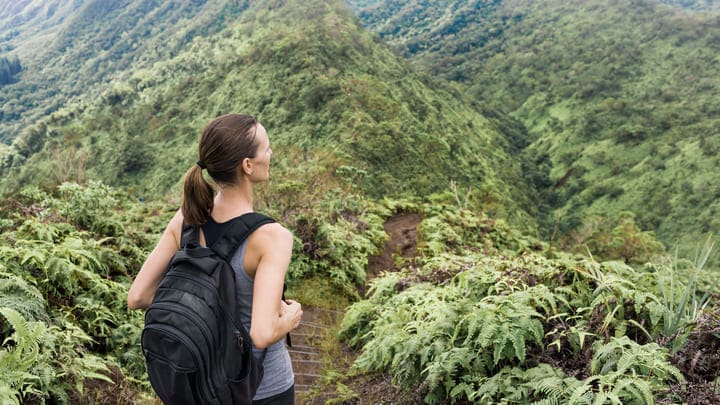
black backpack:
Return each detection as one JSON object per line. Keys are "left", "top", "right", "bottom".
{"left": 141, "top": 213, "right": 275, "bottom": 404}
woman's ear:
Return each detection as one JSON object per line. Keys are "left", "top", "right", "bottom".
{"left": 242, "top": 157, "right": 253, "bottom": 176}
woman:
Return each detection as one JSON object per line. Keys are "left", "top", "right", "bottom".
{"left": 127, "top": 113, "right": 302, "bottom": 404}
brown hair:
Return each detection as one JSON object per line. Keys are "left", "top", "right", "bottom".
{"left": 182, "top": 114, "right": 259, "bottom": 226}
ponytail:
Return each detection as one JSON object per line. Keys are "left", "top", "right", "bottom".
{"left": 182, "top": 163, "right": 214, "bottom": 226}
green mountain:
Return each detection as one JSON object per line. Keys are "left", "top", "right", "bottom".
{"left": 1, "top": 1, "right": 718, "bottom": 403}
{"left": 0, "top": 0, "right": 541, "bottom": 230}
{"left": 0, "top": 0, "right": 252, "bottom": 142}
{"left": 347, "top": 0, "right": 720, "bottom": 263}
{"left": 660, "top": 0, "right": 720, "bottom": 11}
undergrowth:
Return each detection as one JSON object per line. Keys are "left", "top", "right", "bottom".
{"left": 1, "top": 182, "right": 716, "bottom": 403}
{"left": 340, "top": 203, "right": 717, "bottom": 404}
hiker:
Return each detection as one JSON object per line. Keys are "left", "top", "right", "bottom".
{"left": 127, "top": 113, "right": 302, "bottom": 404}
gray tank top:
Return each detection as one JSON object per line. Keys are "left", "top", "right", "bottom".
{"left": 230, "top": 240, "right": 294, "bottom": 400}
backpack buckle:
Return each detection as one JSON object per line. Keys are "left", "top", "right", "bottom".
{"left": 236, "top": 330, "right": 244, "bottom": 349}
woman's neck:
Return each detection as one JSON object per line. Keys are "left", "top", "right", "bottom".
{"left": 212, "top": 181, "right": 254, "bottom": 221}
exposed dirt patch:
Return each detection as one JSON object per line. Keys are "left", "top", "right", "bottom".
{"left": 671, "top": 309, "right": 720, "bottom": 383}
{"left": 660, "top": 306, "right": 720, "bottom": 404}
{"left": 366, "top": 213, "right": 421, "bottom": 280}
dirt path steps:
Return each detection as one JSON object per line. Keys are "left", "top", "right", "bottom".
{"left": 290, "top": 213, "right": 421, "bottom": 404}
{"left": 290, "top": 307, "right": 344, "bottom": 403}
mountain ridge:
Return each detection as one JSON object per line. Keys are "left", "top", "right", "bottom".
{"left": 347, "top": 0, "right": 720, "bottom": 263}
{"left": 0, "top": 0, "right": 541, "bottom": 232}
{"left": 0, "top": 0, "right": 251, "bottom": 141}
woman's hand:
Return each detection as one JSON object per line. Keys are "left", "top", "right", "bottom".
{"left": 280, "top": 299, "right": 303, "bottom": 330}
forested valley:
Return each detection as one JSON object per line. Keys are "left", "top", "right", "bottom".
{"left": 0, "top": 0, "right": 718, "bottom": 403}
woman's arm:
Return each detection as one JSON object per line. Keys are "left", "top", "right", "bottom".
{"left": 249, "top": 223, "right": 302, "bottom": 349}
{"left": 127, "top": 210, "right": 183, "bottom": 310}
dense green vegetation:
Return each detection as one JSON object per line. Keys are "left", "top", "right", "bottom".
{"left": 0, "top": 0, "right": 718, "bottom": 403}
{"left": 0, "top": 182, "right": 165, "bottom": 402}
{"left": 0, "top": 0, "right": 252, "bottom": 141}
{"left": 0, "top": 177, "right": 394, "bottom": 403}
{"left": 2, "top": 183, "right": 717, "bottom": 403}
{"left": 340, "top": 201, "right": 719, "bottom": 403}
{"left": 347, "top": 0, "right": 720, "bottom": 267}
{"left": 0, "top": 55, "right": 21, "bottom": 85}
{"left": 0, "top": 0, "right": 540, "bottom": 231}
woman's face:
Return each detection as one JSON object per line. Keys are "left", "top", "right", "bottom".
{"left": 247, "top": 123, "right": 272, "bottom": 182}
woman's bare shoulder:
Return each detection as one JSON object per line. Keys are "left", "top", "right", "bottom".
{"left": 253, "top": 221, "right": 293, "bottom": 243}
{"left": 246, "top": 221, "right": 293, "bottom": 267}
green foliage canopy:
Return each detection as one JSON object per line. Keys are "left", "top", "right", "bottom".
{"left": 0, "top": 0, "right": 541, "bottom": 233}
{"left": 340, "top": 203, "right": 711, "bottom": 403}
{"left": 348, "top": 0, "right": 720, "bottom": 267}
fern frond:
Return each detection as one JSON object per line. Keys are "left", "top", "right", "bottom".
{"left": 531, "top": 399, "right": 560, "bottom": 405}
{"left": 0, "top": 307, "right": 48, "bottom": 400}
{"left": 613, "top": 377, "right": 653, "bottom": 405}
{"left": 524, "top": 363, "right": 583, "bottom": 402}
{"left": 0, "top": 273, "right": 46, "bottom": 321}
{"left": 568, "top": 376, "right": 597, "bottom": 404}
{"left": 0, "top": 382, "right": 21, "bottom": 405}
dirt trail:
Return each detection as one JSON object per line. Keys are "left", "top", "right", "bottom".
{"left": 291, "top": 213, "right": 421, "bottom": 404}
{"left": 289, "top": 307, "right": 343, "bottom": 398}
{"left": 366, "top": 213, "right": 421, "bottom": 278}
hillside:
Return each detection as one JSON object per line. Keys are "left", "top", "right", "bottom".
{"left": 347, "top": 0, "right": 720, "bottom": 265}
{"left": 333, "top": 202, "right": 720, "bottom": 404}
{"left": 0, "top": 0, "right": 252, "bottom": 142}
{"left": 0, "top": 0, "right": 542, "bottom": 231}
{"left": 661, "top": 0, "right": 720, "bottom": 11}
{"left": 0, "top": 1, "right": 718, "bottom": 403}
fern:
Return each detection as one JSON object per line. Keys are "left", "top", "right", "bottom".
{"left": 448, "top": 363, "right": 583, "bottom": 404}
{"left": 0, "top": 307, "right": 48, "bottom": 403}
{"left": 470, "top": 366, "right": 532, "bottom": 403}
{"left": 72, "top": 295, "right": 121, "bottom": 344}
{"left": 424, "top": 347, "right": 472, "bottom": 397}
{"left": 340, "top": 300, "right": 379, "bottom": 348}
{"left": 0, "top": 182, "right": 157, "bottom": 400}
{"left": 591, "top": 336, "right": 684, "bottom": 384}
{"left": 341, "top": 214, "right": 700, "bottom": 403}
{"left": 0, "top": 272, "right": 46, "bottom": 322}
{"left": 532, "top": 400, "right": 561, "bottom": 405}
{"left": 16, "top": 219, "right": 61, "bottom": 242}
{"left": 458, "top": 286, "right": 548, "bottom": 365}
{"left": 563, "top": 336, "right": 685, "bottom": 404}
{"left": 567, "top": 377, "right": 598, "bottom": 405}
{"left": 525, "top": 363, "right": 584, "bottom": 402}
{"left": 586, "top": 260, "right": 665, "bottom": 338}
{"left": 344, "top": 252, "right": 570, "bottom": 402}
{"left": 363, "top": 270, "right": 407, "bottom": 304}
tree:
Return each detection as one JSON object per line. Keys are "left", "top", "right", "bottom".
{"left": 0, "top": 56, "right": 22, "bottom": 85}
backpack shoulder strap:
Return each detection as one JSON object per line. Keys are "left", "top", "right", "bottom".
{"left": 212, "top": 212, "right": 276, "bottom": 261}
{"left": 180, "top": 223, "right": 201, "bottom": 249}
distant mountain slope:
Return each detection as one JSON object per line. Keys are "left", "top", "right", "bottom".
{"left": 660, "top": 0, "right": 720, "bottom": 12}
{"left": 0, "top": 0, "right": 542, "bottom": 231}
{"left": 0, "top": 0, "right": 251, "bottom": 141}
{"left": 348, "top": 0, "right": 720, "bottom": 262}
